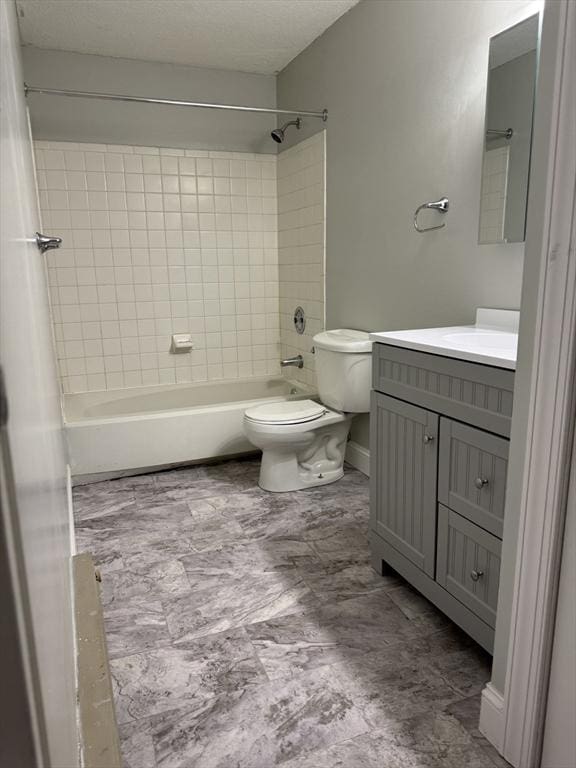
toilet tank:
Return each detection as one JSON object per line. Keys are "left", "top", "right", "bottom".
{"left": 313, "top": 329, "right": 373, "bottom": 413}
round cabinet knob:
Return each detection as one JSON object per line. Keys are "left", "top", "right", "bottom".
{"left": 475, "top": 477, "right": 489, "bottom": 489}
{"left": 423, "top": 434, "right": 434, "bottom": 444}
{"left": 470, "top": 569, "right": 484, "bottom": 582}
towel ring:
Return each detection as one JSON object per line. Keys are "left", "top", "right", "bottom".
{"left": 414, "top": 197, "right": 449, "bottom": 233}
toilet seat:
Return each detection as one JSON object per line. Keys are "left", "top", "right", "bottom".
{"left": 244, "top": 399, "right": 327, "bottom": 425}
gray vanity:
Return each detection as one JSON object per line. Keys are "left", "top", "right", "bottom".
{"left": 369, "top": 314, "right": 517, "bottom": 652}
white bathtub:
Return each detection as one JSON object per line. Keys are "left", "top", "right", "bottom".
{"left": 64, "top": 377, "right": 313, "bottom": 477}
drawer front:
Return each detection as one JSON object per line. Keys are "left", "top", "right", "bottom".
{"left": 439, "top": 419, "right": 509, "bottom": 538}
{"left": 372, "top": 343, "right": 515, "bottom": 438}
{"left": 437, "top": 505, "right": 501, "bottom": 627}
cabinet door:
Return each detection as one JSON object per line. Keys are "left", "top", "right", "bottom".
{"left": 370, "top": 392, "right": 439, "bottom": 576}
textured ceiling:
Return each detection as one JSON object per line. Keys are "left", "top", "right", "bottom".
{"left": 16, "top": 0, "right": 360, "bottom": 75}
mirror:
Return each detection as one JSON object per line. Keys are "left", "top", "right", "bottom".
{"left": 478, "top": 15, "right": 539, "bottom": 244}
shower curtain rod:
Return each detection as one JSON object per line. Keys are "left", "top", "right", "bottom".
{"left": 24, "top": 84, "right": 328, "bottom": 121}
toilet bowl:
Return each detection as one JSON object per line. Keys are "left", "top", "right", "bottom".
{"left": 243, "top": 329, "right": 372, "bottom": 492}
{"left": 244, "top": 399, "right": 352, "bottom": 492}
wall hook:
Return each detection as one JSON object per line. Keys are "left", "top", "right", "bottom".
{"left": 413, "top": 197, "right": 449, "bottom": 233}
{"left": 35, "top": 232, "right": 62, "bottom": 252}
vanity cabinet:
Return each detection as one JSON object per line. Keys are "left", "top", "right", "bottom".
{"left": 370, "top": 343, "right": 515, "bottom": 652}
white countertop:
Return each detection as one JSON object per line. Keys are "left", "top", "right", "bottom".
{"left": 370, "top": 308, "right": 519, "bottom": 370}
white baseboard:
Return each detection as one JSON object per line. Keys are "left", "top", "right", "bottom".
{"left": 480, "top": 683, "right": 505, "bottom": 755}
{"left": 346, "top": 440, "right": 370, "bottom": 476}
{"left": 66, "top": 464, "right": 76, "bottom": 556}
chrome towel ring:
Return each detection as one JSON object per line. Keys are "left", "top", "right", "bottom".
{"left": 414, "top": 197, "right": 449, "bottom": 233}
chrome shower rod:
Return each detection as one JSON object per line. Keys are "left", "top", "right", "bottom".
{"left": 24, "top": 83, "right": 328, "bottom": 121}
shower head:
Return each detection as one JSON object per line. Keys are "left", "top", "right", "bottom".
{"left": 271, "top": 118, "right": 301, "bottom": 143}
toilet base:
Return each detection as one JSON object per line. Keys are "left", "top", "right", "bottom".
{"left": 256, "top": 417, "right": 351, "bottom": 493}
{"left": 258, "top": 461, "right": 344, "bottom": 493}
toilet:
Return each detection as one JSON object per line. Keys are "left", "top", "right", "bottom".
{"left": 243, "top": 329, "right": 372, "bottom": 492}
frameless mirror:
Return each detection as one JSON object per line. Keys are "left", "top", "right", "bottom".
{"left": 478, "top": 14, "right": 539, "bottom": 244}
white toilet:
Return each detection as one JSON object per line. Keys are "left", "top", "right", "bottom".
{"left": 243, "top": 329, "right": 372, "bottom": 492}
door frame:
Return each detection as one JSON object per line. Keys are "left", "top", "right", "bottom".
{"left": 479, "top": 1, "right": 576, "bottom": 765}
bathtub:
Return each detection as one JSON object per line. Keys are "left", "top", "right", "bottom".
{"left": 64, "top": 377, "right": 313, "bottom": 477}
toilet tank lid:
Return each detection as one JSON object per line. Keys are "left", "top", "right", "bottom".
{"left": 313, "top": 329, "right": 372, "bottom": 353}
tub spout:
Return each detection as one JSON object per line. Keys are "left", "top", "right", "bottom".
{"left": 281, "top": 355, "right": 303, "bottom": 369}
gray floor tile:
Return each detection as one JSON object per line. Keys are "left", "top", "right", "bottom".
{"left": 74, "top": 528, "right": 126, "bottom": 573}
{"left": 221, "top": 488, "right": 366, "bottom": 542}
{"left": 75, "top": 499, "right": 193, "bottom": 534}
{"left": 100, "top": 554, "right": 191, "bottom": 609}
{"left": 180, "top": 539, "right": 318, "bottom": 587}
{"left": 282, "top": 711, "right": 498, "bottom": 768}
{"left": 104, "top": 601, "right": 171, "bottom": 660}
{"left": 305, "top": 523, "right": 369, "bottom": 557}
{"left": 182, "top": 497, "right": 247, "bottom": 551}
{"left": 76, "top": 502, "right": 203, "bottom": 562}
{"left": 163, "top": 569, "right": 313, "bottom": 643}
{"left": 136, "top": 458, "right": 262, "bottom": 506}
{"left": 118, "top": 718, "right": 157, "bottom": 768}
{"left": 73, "top": 486, "right": 136, "bottom": 523}
{"left": 330, "top": 649, "right": 464, "bottom": 728}
{"left": 405, "top": 626, "right": 493, "bottom": 698}
{"left": 73, "top": 473, "right": 157, "bottom": 520}
{"left": 149, "top": 665, "right": 371, "bottom": 767}
{"left": 300, "top": 551, "right": 401, "bottom": 602}
{"left": 447, "top": 695, "right": 512, "bottom": 767}
{"left": 245, "top": 591, "right": 435, "bottom": 681}
{"left": 111, "top": 628, "right": 268, "bottom": 724}
{"left": 385, "top": 583, "right": 453, "bottom": 634}
{"left": 388, "top": 583, "right": 444, "bottom": 620}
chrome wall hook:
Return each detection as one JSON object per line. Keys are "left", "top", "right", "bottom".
{"left": 413, "top": 197, "right": 449, "bottom": 233}
{"left": 35, "top": 232, "right": 62, "bottom": 253}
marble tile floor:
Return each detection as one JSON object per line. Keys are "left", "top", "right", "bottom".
{"left": 73, "top": 457, "right": 508, "bottom": 768}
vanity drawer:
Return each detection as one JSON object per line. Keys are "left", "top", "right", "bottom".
{"left": 372, "top": 343, "right": 515, "bottom": 437}
{"left": 436, "top": 505, "right": 501, "bottom": 628}
{"left": 439, "top": 419, "right": 508, "bottom": 538}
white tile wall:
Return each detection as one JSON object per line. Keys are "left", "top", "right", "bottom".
{"left": 479, "top": 145, "right": 509, "bottom": 243}
{"left": 277, "top": 132, "right": 326, "bottom": 388}
{"left": 35, "top": 141, "right": 280, "bottom": 393}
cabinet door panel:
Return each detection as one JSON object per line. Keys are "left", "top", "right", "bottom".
{"left": 370, "top": 392, "right": 438, "bottom": 576}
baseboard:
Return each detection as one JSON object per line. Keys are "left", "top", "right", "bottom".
{"left": 66, "top": 464, "right": 76, "bottom": 555}
{"left": 480, "top": 682, "right": 505, "bottom": 755}
{"left": 346, "top": 440, "right": 370, "bottom": 476}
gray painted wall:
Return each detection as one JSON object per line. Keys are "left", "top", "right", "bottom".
{"left": 486, "top": 50, "right": 537, "bottom": 242}
{"left": 22, "top": 47, "right": 277, "bottom": 153}
{"left": 278, "top": 0, "right": 534, "bottom": 447}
